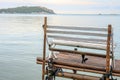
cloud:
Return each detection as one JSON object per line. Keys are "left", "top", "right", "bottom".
{"left": 5, "top": 0, "right": 96, "bottom": 6}
{"left": 41, "top": 0, "right": 96, "bottom": 5}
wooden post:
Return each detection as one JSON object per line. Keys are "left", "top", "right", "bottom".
{"left": 106, "top": 25, "right": 112, "bottom": 80}
{"left": 111, "top": 27, "right": 115, "bottom": 68}
{"left": 42, "top": 17, "right": 47, "bottom": 80}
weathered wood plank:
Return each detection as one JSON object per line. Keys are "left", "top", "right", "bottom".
{"left": 51, "top": 39, "right": 106, "bottom": 50}
{"left": 36, "top": 53, "right": 120, "bottom": 76}
{"left": 49, "top": 48, "right": 111, "bottom": 58}
{"left": 55, "top": 72, "right": 100, "bottom": 80}
{"left": 47, "top": 35, "right": 107, "bottom": 44}
{"left": 47, "top": 30, "right": 107, "bottom": 37}
{"left": 47, "top": 25, "right": 108, "bottom": 31}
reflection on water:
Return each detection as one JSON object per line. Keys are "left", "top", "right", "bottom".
{"left": 0, "top": 14, "right": 120, "bottom": 80}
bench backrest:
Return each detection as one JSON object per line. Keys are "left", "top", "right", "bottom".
{"left": 42, "top": 17, "right": 114, "bottom": 72}
{"left": 47, "top": 25, "right": 108, "bottom": 49}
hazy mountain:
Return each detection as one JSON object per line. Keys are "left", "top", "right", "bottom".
{"left": 0, "top": 6, "right": 55, "bottom": 14}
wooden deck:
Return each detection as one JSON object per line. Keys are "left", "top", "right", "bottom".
{"left": 37, "top": 52, "right": 120, "bottom": 77}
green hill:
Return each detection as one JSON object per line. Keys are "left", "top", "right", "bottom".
{"left": 0, "top": 6, "right": 55, "bottom": 14}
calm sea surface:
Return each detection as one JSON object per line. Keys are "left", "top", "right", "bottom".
{"left": 0, "top": 14, "right": 120, "bottom": 80}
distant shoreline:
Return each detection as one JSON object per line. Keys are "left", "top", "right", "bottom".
{"left": 0, "top": 6, "right": 55, "bottom": 14}
{"left": 0, "top": 13, "right": 119, "bottom": 17}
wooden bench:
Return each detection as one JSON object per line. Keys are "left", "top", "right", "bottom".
{"left": 46, "top": 18, "right": 114, "bottom": 66}
{"left": 37, "top": 17, "right": 119, "bottom": 80}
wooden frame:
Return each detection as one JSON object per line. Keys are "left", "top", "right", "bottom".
{"left": 42, "top": 17, "right": 47, "bottom": 80}
{"left": 106, "top": 25, "right": 112, "bottom": 80}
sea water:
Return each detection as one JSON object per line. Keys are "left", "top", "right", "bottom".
{"left": 0, "top": 14, "right": 120, "bottom": 80}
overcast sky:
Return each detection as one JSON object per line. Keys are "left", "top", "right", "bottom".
{"left": 0, "top": 0, "right": 119, "bottom": 14}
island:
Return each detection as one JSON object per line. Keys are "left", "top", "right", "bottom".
{"left": 0, "top": 6, "right": 55, "bottom": 14}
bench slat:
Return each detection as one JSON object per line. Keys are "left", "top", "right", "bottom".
{"left": 49, "top": 48, "right": 110, "bottom": 58}
{"left": 48, "top": 35, "right": 107, "bottom": 44}
{"left": 47, "top": 30, "right": 107, "bottom": 37}
{"left": 47, "top": 25, "right": 108, "bottom": 31}
{"left": 51, "top": 39, "right": 106, "bottom": 50}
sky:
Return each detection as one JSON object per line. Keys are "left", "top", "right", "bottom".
{"left": 0, "top": 0, "right": 120, "bottom": 14}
